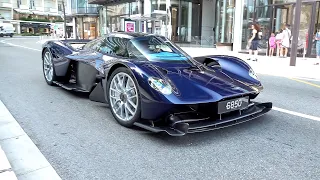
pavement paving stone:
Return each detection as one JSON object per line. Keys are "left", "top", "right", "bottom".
{"left": 0, "top": 146, "right": 12, "bottom": 171}
{"left": 0, "top": 146, "right": 17, "bottom": 180}
{"left": 0, "top": 171, "right": 17, "bottom": 180}
{"left": 17, "top": 166, "right": 61, "bottom": 180}
{"left": 0, "top": 99, "right": 62, "bottom": 180}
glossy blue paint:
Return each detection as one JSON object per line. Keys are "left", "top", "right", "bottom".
{"left": 42, "top": 35, "right": 264, "bottom": 120}
{"left": 209, "top": 55, "right": 261, "bottom": 86}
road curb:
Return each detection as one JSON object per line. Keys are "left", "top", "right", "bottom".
{"left": 0, "top": 100, "right": 62, "bottom": 180}
{"left": 0, "top": 145, "right": 17, "bottom": 180}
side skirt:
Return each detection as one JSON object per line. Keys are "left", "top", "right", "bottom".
{"left": 89, "top": 82, "right": 107, "bottom": 103}
{"left": 53, "top": 81, "right": 89, "bottom": 93}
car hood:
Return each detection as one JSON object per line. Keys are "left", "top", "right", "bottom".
{"left": 140, "top": 62, "right": 260, "bottom": 103}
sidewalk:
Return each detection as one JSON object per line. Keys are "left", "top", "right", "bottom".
{"left": 0, "top": 100, "right": 61, "bottom": 180}
{"left": 0, "top": 146, "right": 17, "bottom": 180}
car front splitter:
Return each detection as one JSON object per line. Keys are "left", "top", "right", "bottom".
{"left": 134, "top": 102, "right": 273, "bottom": 136}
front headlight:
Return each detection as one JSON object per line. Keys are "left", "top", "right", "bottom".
{"left": 148, "top": 77, "right": 172, "bottom": 95}
{"left": 249, "top": 68, "right": 259, "bottom": 80}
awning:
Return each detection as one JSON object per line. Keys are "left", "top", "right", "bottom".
{"left": 31, "top": 10, "right": 48, "bottom": 16}
{"left": 14, "top": 9, "right": 32, "bottom": 14}
{"left": 48, "top": 13, "right": 61, "bottom": 16}
{"left": 88, "top": 0, "right": 135, "bottom": 5}
{"left": 128, "top": 14, "right": 158, "bottom": 21}
{"left": 32, "top": 11, "right": 60, "bottom": 16}
{"left": 20, "top": 22, "right": 51, "bottom": 28}
{"left": 127, "top": 11, "right": 167, "bottom": 21}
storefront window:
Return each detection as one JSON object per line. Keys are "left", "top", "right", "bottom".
{"left": 169, "top": 0, "right": 200, "bottom": 43}
{"left": 77, "top": 17, "right": 98, "bottom": 39}
{"left": 311, "top": 2, "right": 320, "bottom": 55}
{"left": 151, "top": 0, "right": 166, "bottom": 12}
{"left": 130, "top": 2, "right": 140, "bottom": 14}
{"left": 215, "top": 0, "right": 235, "bottom": 43}
{"left": 273, "top": 0, "right": 296, "bottom": 4}
{"left": 180, "top": 1, "right": 192, "bottom": 42}
{"left": 99, "top": 7, "right": 107, "bottom": 35}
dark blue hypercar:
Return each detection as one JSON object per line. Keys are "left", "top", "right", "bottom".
{"left": 42, "top": 32, "right": 272, "bottom": 136}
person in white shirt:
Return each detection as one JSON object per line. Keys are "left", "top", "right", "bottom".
{"left": 281, "top": 24, "right": 291, "bottom": 58}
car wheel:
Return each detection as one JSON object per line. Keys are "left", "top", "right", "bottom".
{"left": 107, "top": 67, "right": 141, "bottom": 127}
{"left": 42, "top": 49, "right": 57, "bottom": 86}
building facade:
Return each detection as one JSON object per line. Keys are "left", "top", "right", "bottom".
{"left": 89, "top": 0, "right": 320, "bottom": 57}
{"left": 0, "top": 0, "right": 66, "bottom": 34}
{"left": 70, "top": 0, "right": 100, "bottom": 39}
{"left": 241, "top": 0, "right": 320, "bottom": 57}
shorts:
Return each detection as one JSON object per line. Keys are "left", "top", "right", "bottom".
{"left": 250, "top": 40, "right": 259, "bottom": 50}
{"left": 270, "top": 44, "right": 276, "bottom": 49}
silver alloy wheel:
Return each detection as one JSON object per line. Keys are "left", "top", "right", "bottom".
{"left": 43, "top": 51, "right": 53, "bottom": 82}
{"left": 109, "top": 72, "right": 138, "bottom": 122}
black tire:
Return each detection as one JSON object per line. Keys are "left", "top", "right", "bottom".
{"left": 106, "top": 67, "right": 141, "bottom": 127}
{"left": 9, "top": 34, "right": 13, "bottom": 38}
{"left": 42, "top": 49, "right": 57, "bottom": 86}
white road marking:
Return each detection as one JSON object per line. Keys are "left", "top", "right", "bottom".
{"left": 273, "top": 106, "right": 320, "bottom": 122}
{"left": 291, "top": 77, "right": 320, "bottom": 82}
{"left": 3, "top": 42, "right": 41, "bottom": 51}
{"left": 0, "top": 39, "right": 41, "bottom": 52}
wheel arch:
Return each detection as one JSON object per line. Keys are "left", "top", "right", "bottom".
{"left": 42, "top": 46, "right": 50, "bottom": 60}
{"left": 106, "top": 63, "right": 128, "bottom": 81}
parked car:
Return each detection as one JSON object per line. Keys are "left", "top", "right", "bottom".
{"left": 0, "top": 23, "right": 15, "bottom": 37}
{"left": 41, "top": 32, "right": 272, "bottom": 136}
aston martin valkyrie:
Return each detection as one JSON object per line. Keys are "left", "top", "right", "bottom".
{"left": 41, "top": 32, "right": 272, "bottom": 136}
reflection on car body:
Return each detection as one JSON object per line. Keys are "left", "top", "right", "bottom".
{"left": 41, "top": 32, "right": 272, "bottom": 136}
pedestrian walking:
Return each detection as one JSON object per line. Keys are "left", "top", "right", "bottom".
{"left": 281, "top": 24, "right": 291, "bottom": 58}
{"left": 314, "top": 29, "right": 320, "bottom": 65}
{"left": 269, "top": 33, "right": 276, "bottom": 57}
{"left": 247, "top": 23, "right": 262, "bottom": 61}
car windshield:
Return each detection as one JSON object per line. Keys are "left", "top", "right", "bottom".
{"left": 127, "top": 36, "right": 190, "bottom": 62}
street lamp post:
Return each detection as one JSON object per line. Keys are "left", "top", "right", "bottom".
{"left": 62, "top": 0, "right": 67, "bottom": 40}
{"left": 290, "top": 0, "right": 302, "bottom": 66}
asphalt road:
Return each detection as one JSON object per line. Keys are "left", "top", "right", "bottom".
{"left": 1, "top": 37, "right": 320, "bottom": 180}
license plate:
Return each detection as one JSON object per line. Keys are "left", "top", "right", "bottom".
{"left": 217, "top": 97, "right": 249, "bottom": 114}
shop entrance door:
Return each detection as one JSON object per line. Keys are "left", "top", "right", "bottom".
{"left": 271, "top": 5, "right": 292, "bottom": 33}
{"left": 109, "top": 15, "right": 127, "bottom": 32}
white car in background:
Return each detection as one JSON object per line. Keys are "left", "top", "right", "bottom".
{"left": 0, "top": 23, "right": 15, "bottom": 37}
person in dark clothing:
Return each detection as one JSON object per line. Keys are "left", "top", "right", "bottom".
{"left": 248, "top": 23, "right": 262, "bottom": 61}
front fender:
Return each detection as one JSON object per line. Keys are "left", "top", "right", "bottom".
{"left": 42, "top": 41, "right": 73, "bottom": 76}
{"left": 103, "top": 61, "right": 174, "bottom": 120}
{"left": 205, "top": 55, "right": 261, "bottom": 86}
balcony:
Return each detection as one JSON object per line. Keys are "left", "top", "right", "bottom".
{"left": 0, "top": 2, "right": 13, "bottom": 8}
{"left": 19, "top": 5, "right": 29, "bottom": 9}
{"left": 35, "top": 7, "right": 43, "bottom": 11}
{"left": 72, "top": 7, "right": 98, "bottom": 15}
{"left": 50, "top": 8, "right": 58, "bottom": 13}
